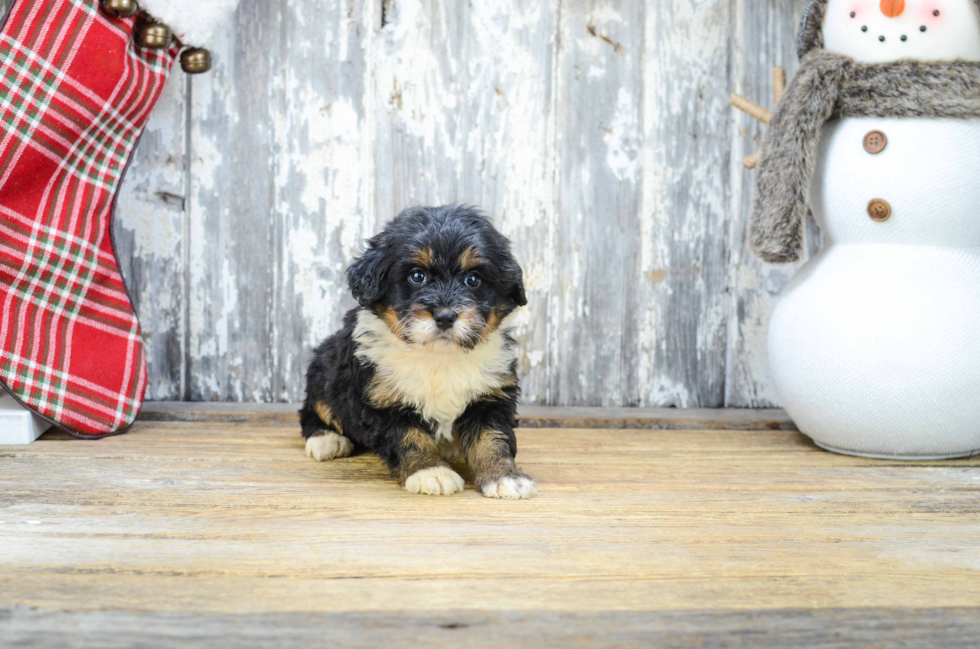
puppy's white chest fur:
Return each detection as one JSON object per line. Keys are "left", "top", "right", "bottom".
{"left": 353, "top": 309, "right": 517, "bottom": 442}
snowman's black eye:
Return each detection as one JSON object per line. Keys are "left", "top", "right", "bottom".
{"left": 862, "top": 25, "right": 869, "bottom": 32}
{"left": 850, "top": 11, "right": 856, "bottom": 17}
{"left": 901, "top": 35, "right": 907, "bottom": 41}
{"left": 921, "top": 25, "right": 927, "bottom": 32}
{"left": 934, "top": 9, "right": 941, "bottom": 16}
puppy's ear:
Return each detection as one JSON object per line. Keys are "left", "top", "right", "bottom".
{"left": 504, "top": 262, "right": 528, "bottom": 307}
{"left": 347, "top": 237, "right": 392, "bottom": 307}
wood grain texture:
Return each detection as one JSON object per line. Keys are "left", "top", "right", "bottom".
{"left": 1, "top": 416, "right": 979, "bottom": 645}
{"left": 640, "top": 0, "right": 732, "bottom": 407}
{"left": 101, "top": 0, "right": 817, "bottom": 406}
{"left": 4, "top": 608, "right": 980, "bottom": 649}
{"left": 550, "top": 0, "right": 643, "bottom": 406}
{"left": 135, "top": 400, "right": 799, "bottom": 430}
{"left": 184, "top": 0, "right": 375, "bottom": 401}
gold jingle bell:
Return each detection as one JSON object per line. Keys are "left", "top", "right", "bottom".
{"left": 101, "top": 0, "right": 138, "bottom": 18}
{"left": 137, "top": 23, "right": 172, "bottom": 49}
{"left": 180, "top": 48, "right": 212, "bottom": 74}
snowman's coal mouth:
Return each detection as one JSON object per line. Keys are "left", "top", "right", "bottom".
{"left": 861, "top": 27, "right": 919, "bottom": 43}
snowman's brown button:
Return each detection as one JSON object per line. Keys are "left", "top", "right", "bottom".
{"left": 863, "top": 130, "right": 887, "bottom": 154}
{"left": 868, "top": 199, "right": 892, "bottom": 222}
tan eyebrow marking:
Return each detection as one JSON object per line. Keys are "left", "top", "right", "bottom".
{"left": 459, "top": 247, "right": 484, "bottom": 270}
{"left": 411, "top": 247, "right": 435, "bottom": 268}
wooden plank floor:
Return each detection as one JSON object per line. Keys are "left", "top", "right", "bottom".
{"left": 2, "top": 409, "right": 979, "bottom": 647}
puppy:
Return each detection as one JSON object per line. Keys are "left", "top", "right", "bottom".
{"left": 300, "top": 205, "right": 537, "bottom": 499}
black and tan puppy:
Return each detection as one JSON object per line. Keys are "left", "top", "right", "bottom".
{"left": 300, "top": 205, "right": 537, "bottom": 499}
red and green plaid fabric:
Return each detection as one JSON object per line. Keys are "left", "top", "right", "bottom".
{"left": 0, "top": 0, "right": 178, "bottom": 436}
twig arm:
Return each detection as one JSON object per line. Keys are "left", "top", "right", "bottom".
{"left": 730, "top": 93, "right": 772, "bottom": 125}
{"left": 731, "top": 67, "right": 785, "bottom": 171}
{"left": 773, "top": 66, "right": 787, "bottom": 104}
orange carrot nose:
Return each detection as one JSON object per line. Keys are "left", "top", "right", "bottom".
{"left": 880, "top": 0, "right": 905, "bottom": 17}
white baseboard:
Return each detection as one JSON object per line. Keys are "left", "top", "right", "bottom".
{"left": 0, "top": 391, "right": 53, "bottom": 445}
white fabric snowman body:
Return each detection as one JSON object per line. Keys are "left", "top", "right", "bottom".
{"left": 767, "top": 0, "right": 980, "bottom": 458}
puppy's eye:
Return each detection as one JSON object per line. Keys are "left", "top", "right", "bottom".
{"left": 464, "top": 273, "right": 481, "bottom": 288}
{"left": 409, "top": 270, "right": 427, "bottom": 284}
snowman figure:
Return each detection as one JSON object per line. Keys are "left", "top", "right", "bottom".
{"left": 750, "top": 0, "right": 980, "bottom": 458}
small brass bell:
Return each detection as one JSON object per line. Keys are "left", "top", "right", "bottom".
{"left": 101, "top": 0, "right": 138, "bottom": 18}
{"left": 180, "top": 48, "right": 212, "bottom": 74}
{"left": 137, "top": 23, "right": 172, "bottom": 49}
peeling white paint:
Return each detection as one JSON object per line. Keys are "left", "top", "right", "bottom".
{"left": 284, "top": 223, "right": 331, "bottom": 343}
{"left": 603, "top": 87, "right": 639, "bottom": 182}
{"left": 116, "top": 77, "right": 187, "bottom": 260}
{"left": 648, "top": 377, "right": 693, "bottom": 409}
{"left": 524, "top": 350, "right": 545, "bottom": 368}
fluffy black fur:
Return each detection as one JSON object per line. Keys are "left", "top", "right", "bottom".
{"left": 299, "top": 205, "right": 536, "bottom": 498}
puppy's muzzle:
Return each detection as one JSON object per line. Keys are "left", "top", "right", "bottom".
{"left": 433, "top": 309, "right": 458, "bottom": 331}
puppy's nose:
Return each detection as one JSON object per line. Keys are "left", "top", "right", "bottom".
{"left": 433, "top": 309, "right": 458, "bottom": 331}
{"left": 879, "top": 0, "right": 905, "bottom": 17}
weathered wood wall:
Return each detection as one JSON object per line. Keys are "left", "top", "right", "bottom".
{"left": 108, "top": 0, "right": 817, "bottom": 407}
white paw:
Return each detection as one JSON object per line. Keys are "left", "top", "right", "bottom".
{"left": 305, "top": 433, "right": 354, "bottom": 462}
{"left": 404, "top": 466, "right": 465, "bottom": 496}
{"left": 481, "top": 475, "right": 538, "bottom": 500}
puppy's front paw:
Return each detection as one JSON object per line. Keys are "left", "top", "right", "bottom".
{"left": 305, "top": 432, "right": 354, "bottom": 462}
{"left": 480, "top": 474, "right": 538, "bottom": 500}
{"left": 404, "top": 466, "right": 465, "bottom": 496}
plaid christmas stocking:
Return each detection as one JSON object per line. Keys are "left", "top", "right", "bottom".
{"left": 0, "top": 0, "right": 179, "bottom": 437}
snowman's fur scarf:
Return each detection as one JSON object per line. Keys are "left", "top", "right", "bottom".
{"left": 753, "top": 7, "right": 980, "bottom": 263}
{"left": 141, "top": 0, "right": 240, "bottom": 46}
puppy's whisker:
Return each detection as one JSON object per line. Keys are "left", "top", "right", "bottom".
{"left": 393, "top": 314, "right": 411, "bottom": 332}
{"left": 389, "top": 312, "right": 416, "bottom": 339}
